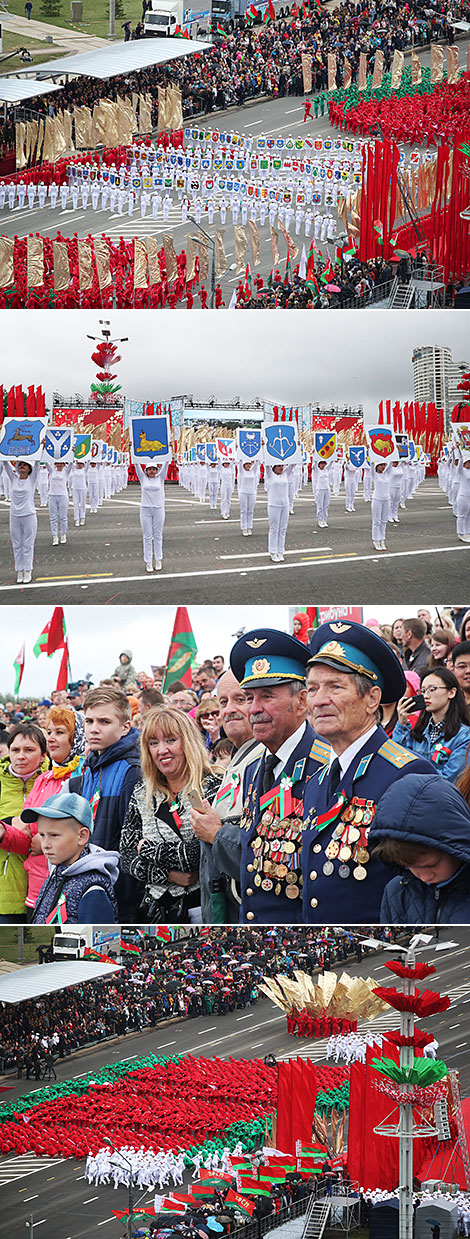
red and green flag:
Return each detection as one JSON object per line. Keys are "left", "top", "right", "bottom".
{"left": 237, "top": 1176, "right": 271, "bottom": 1196}
{"left": 319, "top": 254, "right": 335, "bottom": 284}
{"left": 161, "top": 606, "right": 197, "bottom": 691}
{"left": 224, "top": 1190, "right": 256, "bottom": 1216}
{"left": 154, "top": 927, "right": 172, "bottom": 942}
{"left": 373, "top": 218, "right": 383, "bottom": 245}
{"left": 120, "top": 938, "right": 140, "bottom": 954}
{"left": 83, "top": 947, "right": 118, "bottom": 964}
{"left": 13, "top": 642, "right": 25, "bottom": 694}
{"left": 33, "top": 619, "right": 52, "bottom": 658}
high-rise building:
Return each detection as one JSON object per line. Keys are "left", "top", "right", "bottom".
{"left": 412, "top": 346, "right": 470, "bottom": 431}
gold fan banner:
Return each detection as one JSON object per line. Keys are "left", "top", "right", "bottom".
{"left": 259, "top": 970, "right": 388, "bottom": 1020}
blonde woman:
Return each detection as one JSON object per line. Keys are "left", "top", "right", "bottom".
{"left": 120, "top": 706, "right": 222, "bottom": 923}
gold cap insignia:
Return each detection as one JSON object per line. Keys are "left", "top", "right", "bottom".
{"left": 252, "top": 658, "right": 271, "bottom": 675}
{"left": 330, "top": 623, "right": 351, "bottom": 634}
{"left": 320, "top": 641, "right": 346, "bottom": 657}
{"left": 246, "top": 638, "right": 267, "bottom": 649}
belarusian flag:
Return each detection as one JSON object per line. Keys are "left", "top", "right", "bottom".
{"left": 33, "top": 619, "right": 52, "bottom": 658}
{"left": 192, "top": 1183, "right": 219, "bottom": 1197}
{"left": 319, "top": 254, "right": 335, "bottom": 284}
{"left": 217, "top": 20, "right": 226, "bottom": 32}
{"left": 161, "top": 607, "right": 197, "bottom": 691}
{"left": 284, "top": 252, "right": 292, "bottom": 286}
{"left": 224, "top": 1190, "right": 255, "bottom": 1216}
{"left": 245, "top": 263, "right": 252, "bottom": 297}
{"left": 298, "top": 245, "right": 307, "bottom": 280}
{"left": 237, "top": 1177, "right": 271, "bottom": 1196}
{"left": 336, "top": 241, "right": 356, "bottom": 261}
{"left": 160, "top": 1199, "right": 187, "bottom": 1213}
{"left": 248, "top": 3, "right": 259, "bottom": 14}
{"left": 83, "top": 947, "right": 118, "bottom": 965}
{"left": 55, "top": 637, "right": 70, "bottom": 693}
{"left": 120, "top": 938, "right": 140, "bottom": 954}
{"left": 154, "top": 927, "right": 172, "bottom": 942}
{"left": 46, "top": 606, "right": 67, "bottom": 655}
{"left": 13, "top": 642, "right": 25, "bottom": 694}
{"left": 296, "top": 1143, "right": 328, "bottom": 1158}
{"left": 373, "top": 219, "right": 383, "bottom": 245}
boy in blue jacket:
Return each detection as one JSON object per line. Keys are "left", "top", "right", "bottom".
{"left": 68, "top": 687, "right": 143, "bottom": 921}
{"left": 24, "top": 792, "right": 119, "bottom": 923}
{"left": 369, "top": 772, "right": 470, "bottom": 924}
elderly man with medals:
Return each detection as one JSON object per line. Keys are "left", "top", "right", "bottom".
{"left": 230, "top": 628, "right": 330, "bottom": 924}
{"left": 301, "top": 621, "right": 436, "bottom": 923}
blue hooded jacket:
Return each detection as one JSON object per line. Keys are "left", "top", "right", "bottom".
{"left": 369, "top": 772, "right": 470, "bottom": 924}
{"left": 69, "top": 727, "right": 142, "bottom": 921}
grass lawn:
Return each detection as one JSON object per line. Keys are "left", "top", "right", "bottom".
{"left": 0, "top": 27, "right": 63, "bottom": 67}
{"left": 0, "top": 926, "right": 53, "bottom": 964}
{"left": 2, "top": 0, "right": 145, "bottom": 39}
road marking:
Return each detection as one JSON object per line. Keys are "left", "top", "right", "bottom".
{"left": 23, "top": 1196, "right": 39, "bottom": 1202}
{"left": 251, "top": 1042, "right": 265, "bottom": 1048}
{"left": 236, "top": 1014, "right": 254, "bottom": 1021}
{"left": 198, "top": 1027, "right": 217, "bottom": 1033}
{"left": 83, "top": 1196, "right": 100, "bottom": 1203}
{"left": 449, "top": 1024, "right": 461, "bottom": 1029}
{"left": 97, "top": 1218, "right": 115, "bottom": 1226}
{"left": 220, "top": 545, "right": 331, "bottom": 560}
{"left": 158, "top": 1041, "right": 177, "bottom": 1048}
{"left": 3, "top": 541, "right": 469, "bottom": 595}
{"left": 456, "top": 1043, "right": 467, "bottom": 1048}
{"left": 36, "top": 573, "right": 115, "bottom": 581}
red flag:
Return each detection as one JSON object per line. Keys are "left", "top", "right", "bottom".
{"left": 46, "top": 607, "right": 67, "bottom": 656}
{"left": 56, "top": 640, "right": 69, "bottom": 693}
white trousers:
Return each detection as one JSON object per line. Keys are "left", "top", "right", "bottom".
{"left": 268, "top": 503, "right": 289, "bottom": 555}
{"left": 38, "top": 478, "right": 49, "bottom": 506}
{"left": 208, "top": 480, "right": 219, "bottom": 509}
{"left": 389, "top": 486, "right": 402, "bottom": 521}
{"left": 371, "top": 497, "right": 389, "bottom": 543}
{"left": 49, "top": 494, "right": 68, "bottom": 536}
{"left": 10, "top": 512, "right": 37, "bottom": 571}
{"left": 345, "top": 480, "right": 356, "bottom": 510}
{"left": 140, "top": 505, "right": 165, "bottom": 561}
{"left": 73, "top": 490, "right": 87, "bottom": 522}
{"left": 316, "top": 490, "right": 330, "bottom": 523}
{"left": 456, "top": 493, "right": 470, "bottom": 537}
{"left": 363, "top": 475, "right": 373, "bottom": 501}
{"left": 239, "top": 492, "right": 256, "bottom": 531}
{"left": 220, "top": 485, "right": 233, "bottom": 518}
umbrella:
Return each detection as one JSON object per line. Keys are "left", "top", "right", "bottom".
{"left": 326, "top": 283, "right": 341, "bottom": 292}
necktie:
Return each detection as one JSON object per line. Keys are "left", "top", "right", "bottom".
{"left": 263, "top": 752, "right": 279, "bottom": 793}
{"left": 327, "top": 757, "right": 342, "bottom": 802}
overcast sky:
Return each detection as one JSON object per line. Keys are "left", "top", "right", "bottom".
{"left": 2, "top": 311, "right": 469, "bottom": 415}
{"left": 1, "top": 603, "right": 446, "bottom": 697}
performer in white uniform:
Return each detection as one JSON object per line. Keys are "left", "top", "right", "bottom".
{"left": 135, "top": 460, "right": 169, "bottom": 571}
{"left": 237, "top": 460, "right": 259, "bottom": 535}
{"left": 312, "top": 459, "right": 333, "bottom": 528}
{"left": 371, "top": 461, "right": 392, "bottom": 550}
{"left": 45, "top": 459, "right": 72, "bottom": 545}
{"left": 265, "top": 462, "right": 294, "bottom": 561}
{"left": 87, "top": 461, "right": 100, "bottom": 513}
{"left": 4, "top": 459, "right": 39, "bottom": 584}
{"left": 71, "top": 462, "right": 89, "bottom": 525}
{"left": 219, "top": 460, "right": 236, "bottom": 519}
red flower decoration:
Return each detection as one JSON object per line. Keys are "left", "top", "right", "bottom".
{"left": 384, "top": 961, "right": 436, "bottom": 980}
{"left": 372, "top": 986, "right": 451, "bottom": 1017}
{"left": 384, "top": 1030, "right": 435, "bottom": 1049}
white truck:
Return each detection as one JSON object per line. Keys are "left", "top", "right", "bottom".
{"left": 143, "top": 0, "right": 210, "bottom": 37}
{"left": 53, "top": 925, "right": 121, "bottom": 961}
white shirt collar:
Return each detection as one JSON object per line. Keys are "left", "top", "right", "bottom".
{"left": 329, "top": 724, "right": 378, "bottom": 777}
{"left": 271, "top": 721, "right": 308, "bottom": 778}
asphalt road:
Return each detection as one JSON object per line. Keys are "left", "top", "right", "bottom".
{"left": 1, "top": 926, "right": 470, "bottom": 1239}
{"left": 1, "top": 39, "right": 469, "bottom": 304}
{"left": 0, "top": 478, "right": 468, "bottom": 604}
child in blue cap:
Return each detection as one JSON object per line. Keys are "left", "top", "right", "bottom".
{"left": 22, "top": 792, "right": 119, "bottom": 924}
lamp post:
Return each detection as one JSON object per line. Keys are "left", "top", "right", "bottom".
{"left": 187, "top": 216, "right": 216, "bottom": 308}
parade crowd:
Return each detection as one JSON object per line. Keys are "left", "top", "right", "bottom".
{"left": 3, "top": 439, "right": 469, "bottom": 584}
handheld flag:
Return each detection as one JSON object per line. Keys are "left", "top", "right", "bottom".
{"left": 13, "top": 643, "right": 25, "bottom": 694}
{"left": 161, "top": 607, "right": 197, "bottom": 692}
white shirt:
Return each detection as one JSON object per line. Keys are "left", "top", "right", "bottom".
{"left": 270, "top": 720, "right": 308, "bottom": 782}
{"left": 329, "top": 723, "right": 378, "bottom": 778}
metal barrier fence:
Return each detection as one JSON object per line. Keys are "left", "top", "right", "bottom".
{"left": 229, "top": 1193, "right": 311, "bottom": 1239}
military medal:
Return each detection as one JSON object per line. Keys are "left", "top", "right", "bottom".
{"left": 262, "top": 878, "right": 273, "bottom": 892}
{"left": 353, "top": 865, "right": 367, "bottom": 881}
{"left": 338, "top": 863, "right": 350, "bottom": 878}
{"left": 323, "top": 861, "right": 334, "bottom": 876}
{"left": 325, "top": 840, "right": 340, "bottom": 859}
{"left": 286, "top": 885, "right": 300, "bottom": 899}
{"left": 339, "top": 845, "right": 352, "bottom": 862}
{"left": 355, "top": 847, "right": 370, "bottom": 864}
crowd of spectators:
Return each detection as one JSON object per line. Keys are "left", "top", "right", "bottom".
{"left": 1, "top": 0, "right": 468, "bottom": 162}
{"left": 0, "top": 924, "right": 401, "bottom": 1076}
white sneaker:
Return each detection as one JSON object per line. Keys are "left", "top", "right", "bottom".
{"left": 75, "top": 520, "right": 80, "bottom": 526}
{"left": 16, "top": 570, "right": 24, "bottom": 584}
{"left": 381, "top": 543, "right": 387, "bottom": 551}
{"left": 80, "top": 519, "right": 85, "bottom": 525}
{"left": 154, "top": 560, "right": 162, "bottom": 571}
{"left": 270, "top": 553, "right": 278, "bottom": 562}
{"left": 373, "top": 542, "right": 381, "bottom": 551}
{"left": 278, "top": 554, "right": 285, "bottom": 561}
{"left": 23, "top": 571, "right": 32, "bottom": 584}
{"left": 247, "top": 529, "right": 252, "bottom": 536}
{"left": 242, "top": 529, "right": 248, "bottom": 536}
{"left": 52, "top": 536, "right": 59, "bottom": 546}
{"left": 60, "top": 534, "right": 67, "bottom": 544}
{"left": 145, "top": 562, "right": 153, "bottom": 573}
